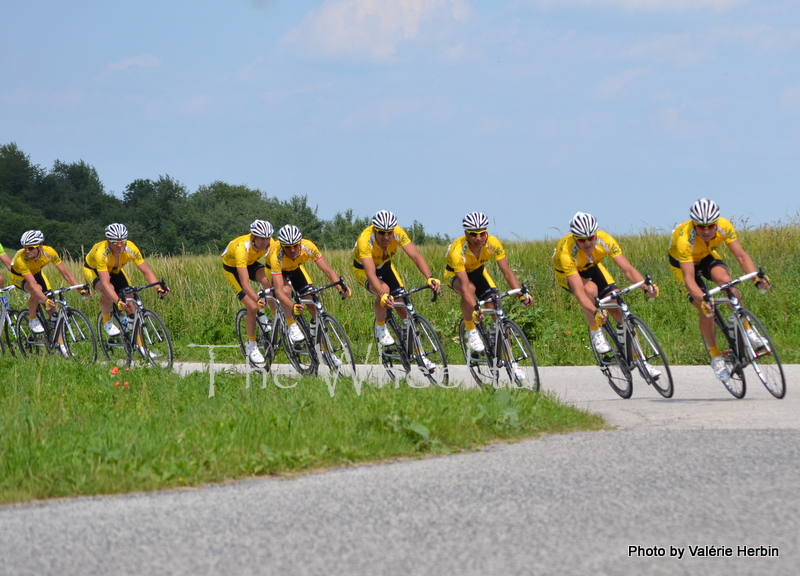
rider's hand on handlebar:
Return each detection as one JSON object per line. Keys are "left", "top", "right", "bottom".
{"left": 426, "top": 277, "right": 440, "bottom": 294}
{"left": 45, "top": 298, "right": 55, "bottom": 310}
{"left": 755, "top": 275, "right": 771, "bottom": 293}
{"left": 519, "top": 293, "right": 533, "bottom": 306}
{"left": 645, "top": 284, "right": 659, "bottom": 299}
{"left": 157, "top": 287, "right": 170, "bottom": 299}
{"left": 594, "top": 309, "right": 607, "bottom": 326}
{"left": 380, "top": 293, "right": 394, "bottom": 308}
{"left": 339, "top": 286, "right": 351, "bottom": 299}
{"left": 471, "top": 309, "right": 483, "bottom": 324}
{"left": 701, "top": 299, "right": 715, "bottom": 317}
{"left": 292, "top": 303, "right": 304, "bottom": 316}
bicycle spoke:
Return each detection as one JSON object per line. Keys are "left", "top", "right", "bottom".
{"left": 498, "top": 320, "right": 540, "bottom": 391}
{"left": 739, "top": 308, "right": 785, "bottom": 399}
{"left": 713, "top": 316, "right": 746, "bottom": 399}
{"left": 140, "top": 310, "right": 174, "bottom": 370}
{"left": 458, "top": 321, "right": 496, "bottom": 388}
{"left": 628, "top": 316, "right": 673, "bottom": 398}
{"left": 409, "top": 315, "right": 451, "bottom": 388}
{"left": 317, "top": 314, "right": 357, "bottom": 379}
{"left": 62, "top": 309, "right": 97, "bottom": 364}
{"left": 590, "top": 324, "right": 632, "bottom": 398}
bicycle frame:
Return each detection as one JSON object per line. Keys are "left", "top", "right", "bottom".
{"left": 18, "top": 283, "right": 94, "bottom": 360}
{"left": 705, "top": 270, "right": 760, "bottom": 363}
{"left": 0, "top": 285, "right": 20, "bottom": 355}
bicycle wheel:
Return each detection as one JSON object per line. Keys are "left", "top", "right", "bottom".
{"left": 235, "top": 308, "right": 274, "bottom": 369}
{"left": 317, "top": 313, "right": 357, "bottom": 379}
{"left": 281, "top": 318, "right": 317, "bottom": 375}
{"left": 712, "top": 317, "right": 746, "bottom": 399}
{"left": 61, "top": 309, "right": 97, "bottom": 363}
{"left": 139, "top": 310, "right": 174, "bottom": 370}
{"left": 590, "top": 324, "right": 633, "bottom": 399}
{"left": 16, "top": 309, "right": 49, "bottom": 359}
{"left": 377, "top": 318, "right": 411, "bottom": 383}
{"left": 627, "top": 316, "right": 673, "bottom": 398}
{"left": 458, "top": 320, "right": 496, "bottom": 388}
{"left": 1, "top": 309, "right": 21, "bottom": 357}
{"left": 738, "top": 308, "right": 785, "bottom": 399}
{"left": 409, "top": 315, "right": 451, "bottom": 388}
{"left": 96, "top": 312, "right": 132, "bottom": 366}
{"left": 496, "top": 319, "right": 540, "bottom": 391}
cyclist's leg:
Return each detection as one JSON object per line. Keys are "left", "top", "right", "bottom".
{"left": 224, "top": 264, "right": 260, "bottom": 340}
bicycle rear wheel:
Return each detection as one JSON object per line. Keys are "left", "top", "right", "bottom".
{"left": 377, "top": 318, "right": 411, "bottom": 384}
{"left": 140, "top": 310, "right": 174, "bottom": 370}
{"left": 628, "top": 316, "right": 673, "bottom": 398}
{"left": 61, "top": 309, "right": 97, "bottom": 364}
{"left": 590, "top": 324, "right": 633, "bottom": 399}
{"left": 317, "top": 313, "right": 357, "bottom": 379}
{"left": 282, "top": 318, "right": 317, "bottom": 375}
{"left": 409, "top": 315, "right": 451, "bottom": 388}
{"left": 235, "top": 309, "right": 274, "bottom": 369}
{"left": 739, "top": 308, "right": 784, "bottom": 399}
{"left": 498, "top": 319, "right": 540, "bottom": 391}
{"left": 712, "top": 317, "right": 746, "bottom": 399}
{"left": 458, "top": 321, "right": 495, "bottom": 388}
{"left": 96, "top": 313, "right": 132, "bottom": 367}
{"left": 1, "top": 309, "right": 21, "bottom": 357}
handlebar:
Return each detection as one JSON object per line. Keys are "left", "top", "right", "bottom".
{"left": 0, "top": 285, "right": 16, "bottom": 294}
{"left": 597, "top": 274, "right": 657, "bottom": 306}
{"left": 391, "top": 283, "right": 439, "bottom": 304}
{"left": 294, "top": 276, "right": 349, "bottom": 302}
{"left": 706, "top": 269, "right": 764, "bottom": 298}
{"left": 45, "top": 284, "right": 90, "bottom": 298}
{"left": 474, "top": 284, "right": 530, "bottom": 309}
{"left": 118, "top": 279, "right": 169, "bottom": 299}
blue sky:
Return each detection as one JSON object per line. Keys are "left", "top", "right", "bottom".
{"left": 2, "top": 0, "right": 799, "bottom": 241}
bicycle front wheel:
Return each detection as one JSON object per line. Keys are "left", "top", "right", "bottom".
{"left": 377, "top": 318, "right": 411, "bottom": 383}
{"left": 628, "top": 316, "right": 673, "bottom": 398}
{"left": 590, "top": 324, "right": 632, "bottom": 399}
{"left": 236, "top": 309, "right": 274, "bottom": 369}
{"left": 281, "top": 319, "right": 317, "bottom": 376}
{"left": 409, "top": 315, "right": 451, "bottom": 388}
{"left": 739, "top": 308, "right": 785, "bottom": 399}
{"left": 317, "top": 314, "right": 357, "bottom": 379}
{"left": 1, "top": 309, "right": 21, "bottom": 357}
{"left": 497, "top": 319, "right": 540, "bottom": 391}
{"left": 16, "top": 309, "right": 48, "bottom": 359}
{"left": 458, "top": 320, "right": 495, "bottom": 388}
{"left": 61, "top": 309, "right": 97, "bottom": 364}
{"left": 712, "top": 317, "right": 746, "bottom": 399}
{"left": 97, "top": 313, "right": 132, "bottom": 367}
{"left": 140, "top": 310, "right": 174, "bottom": 370}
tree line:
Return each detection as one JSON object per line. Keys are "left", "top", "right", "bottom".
{"left": 0, "top": 142, "right": 449, "bottom": 259}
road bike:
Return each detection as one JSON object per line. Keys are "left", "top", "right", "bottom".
{"left": 459, "top": 286, "right": 539, "bottom": 390}
{"left": 0, "top": 285, "right": 22, "bottom": 356}
{"left": 376, "top": 284, "right": 450, "bottom": 388}
{"left": 702, "top": 268, "right": 784, "bottom": 399}
{"left": 591, "top": 276, "right": 673, "bottom": 399}
{"left": 236, "top": 287, "right": 317, "bottom": 375}
{"left": 290, "top": 278, "right": 356, "bottom": 378}
{"left": 96, "top": 280, "right": 173, "bottom": 370}
{"left": 17, "top": 283, "right": 97, "bottom": 363}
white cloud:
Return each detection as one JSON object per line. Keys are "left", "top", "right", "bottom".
{"left": 594, "top": 67, "right": 648, "bottom": 100}
{"left": 538, "top": 0, "right": 747, "bottom": 12}
{"left": 281, "top": 0, "right": 472, "bottom": 61}
{"left": 106, "top": 54, "right": 162, "bottom": 72}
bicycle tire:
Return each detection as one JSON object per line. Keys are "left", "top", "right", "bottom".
{"left": 317, "top": 313, "right": 357, "bottom": 379}
{"left": 235, "top": 308, "right": 274, "bottom": 370}
{"left": 458, "top": 320, "right": 496, "bottom": 388}
{"left": 61, "top": 309, "right": 97, "bottom": 364}
{"left": 377, "top": 317, "right": 411, "bottom": 383}
{"left": 590, "top": 324, "right": 633, "bottom": 399}
{"left": 628, "top": 316, "right": 673, "bottom": 398}
{"left": 1, "top": 309, "right": 21, "bottom": 357}
{"left": 281, "top": 317, "right": 317, "bottom": 375}
{"left": 409, "top": 315, "right": 452, "bottom": 388}
{"left": 96, "top": 312, "right": 132, "bottom": 366}
{"left": 498, "top": 319, "right": 540, "bottom": 391}
{"left": 16, "top": 308, "right": 48, "bottom": 359}
{"left": 712, "top": 315, "right": 746, "bottom": 399}
{"left": 139, "top": 309, "right": 174, "bottom": 370}
{"left": 739, "top": 308, "right": 785, "bottom": 399}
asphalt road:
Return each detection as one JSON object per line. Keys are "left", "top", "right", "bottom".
{"left": 1, "top": 364, "right": 798, "bottom": 576}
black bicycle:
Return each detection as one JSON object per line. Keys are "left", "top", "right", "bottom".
{"left": 96, "top": 280, "right": 173, "bottom": 370}
{"left": 236, "top": 287, "right": 317, "bottom": 375}
{"left": 17, "top": 283, "right": 97, "bottom": 363}
{"left": 459, "top": 286, "right": 540, "bottom": 390}
{"left": 591, "top": 276, "right": 673, "bottom": 399}
{"left": 376, "top": 284, "right": 450, "bottom": 388}
{"left": 703, "top": 268, "right": 784, "bottom": 399}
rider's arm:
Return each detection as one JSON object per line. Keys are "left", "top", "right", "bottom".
{"left": 314, "top": 255, "right": 349, "bottom": 296}
{"left": 97, "top": 270, "right": 121, "bottom": 304}
{"left": 23, "top": 272, "right": 51, "bottom": 306}
{"left": 0, "top": 252, "right": 11, "bottom": 272}
{"left": 567, "top": 273, "right": 598, "bottom": 316}
{"left": 136, "top": 261, "right": 169, "bottom": 296}
{"left": 271, "top": 271, "right": 295, "bottom": 310}
{"left": 726, "top": 239, "right": 757, "bottom": 276}
{"left": 679, "top": 261, "right": 707, "bottom": 303}
{"left": 402, "top": 241, "right": 440, "bottom": 293}
{"left": 237, "top": 266, "right": 264, "bottom": 307}
{"left": 496, "top": 257, "right": 521, "bottom": 291}
{"left": 54, "top": 262, "right": 82, "bottom": 287}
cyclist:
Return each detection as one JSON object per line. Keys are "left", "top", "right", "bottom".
{"left": 669, "top": 198, "right": 770, "bottom": 383}
{"left": 268, "top": 224, "right": 350, "bottom": 344}
{"left": 0, "top": 240, "right": 12, "bottom": 288}
{"left": 10, "top": 230, "right": 86, "bottom": 334}
{"left": 222, "top": 219, "right": 274, "bottom": 365}
{"left": 553, "top": 212, "right": 660, "bottom": 374}
{"left": 444, "top": 212, "right": 533, "bottom": 355}
{"left": 352, "top": 210, "right": 441, "bottom": 368}
{"left": 84, "top": 223, "right": 169, "bottom": 338}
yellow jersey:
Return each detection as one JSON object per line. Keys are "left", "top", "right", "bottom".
{"left": 352, "top": 225, "right": 411, "bottom": 267}
{"left": 221, "top": 234, "right": 270, "bottom": 268}
{"left": 552, "top": 230, "right": 622, "bottom": 276}
{"left": 11, "top": 245, "right": 62, "bottom": 277}
{"left": 445, "top": 235, "right": 506, "bottom": 274}
{"left": 84, "top": 240, "right": 145, "bottom": 273}
{"left": 668, "top": 218, "right": 738, "bottom": 264}
{"left": 268, "top": 239, "right": 322, "bottom": 274}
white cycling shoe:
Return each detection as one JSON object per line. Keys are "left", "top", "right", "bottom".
{"left": 29, "top": 317, "right": 45, "bottom": 334}
{"left": 104, "top": 320, "right": 121, "bottom": 337}
{"left": 643, "top": 361, "right": 661, "bottom": 379}
{"left": 421, "top": 357, "right": 436, "bottom": 372}
{"left": 511, "top": 361, "right": 526, "bottom": 381}
{"left": 591, "top": 329, "right": 611, "bottom": 354}
{"left": 711, "top": 355, "right": 730, "bottom": 382}
{"left": 287, "top": 323, "right": 305, "bottom": 344}
{"left": 745, "top": 328, "right": 765, "bottom": 349}
{"left": 466, "top": 328, "right": 485, "bottom": 353}
{"left": 247, "top": 344, "right": 265, "bottom": 365}
{"left": 375, "top": 324, "right": 395, "bottom": 346}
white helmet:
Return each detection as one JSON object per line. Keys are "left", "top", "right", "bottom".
{"left": 278, "top": 224, "right": 303, "bottom": 246}
{"left": 20, "top": 230, "right": 45, "bottom": 246}
{"left": 462, "top": 212, "right": 489, "bottom": 231}
{"left": 250, "top": 219, "right": 274, "bottom": 239}
{"left": 104, "top": 223, "right": 129, "bottom": 241}
{"left": 689, "top": 198, "right": 720, "bottom": 225}
{"left": 371, "top": 210, "right": 397, "bottom": 231}
{"left": 569, "top": 212, "right": 598, "bottom": 238}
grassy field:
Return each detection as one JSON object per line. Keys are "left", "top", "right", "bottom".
{"left": 1, "top": 222, "right": 797, "bottom": 503}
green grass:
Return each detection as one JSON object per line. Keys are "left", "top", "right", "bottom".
{"left": 0, "top": 357, "right": 603, "bottom": 503}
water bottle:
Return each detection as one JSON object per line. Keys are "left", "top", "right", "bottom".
{"left": 0, "top": 296, "right": 8, "bottom": 309}
{"left": 726, "top": 315, "right": 735, "bottom": 339}
{"left": 616, "top": 324, "right": 625, "bottom": 345}
{"left": 120, "top": 315, "right": 129, "bottom": 332}
{"left": 257, "top": 312, "right": 271, "bottom": 332}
